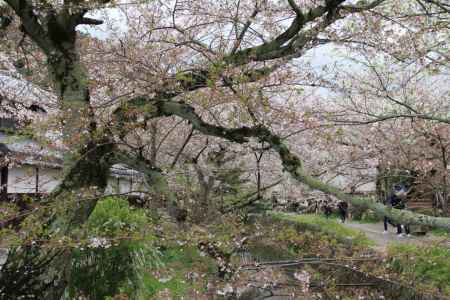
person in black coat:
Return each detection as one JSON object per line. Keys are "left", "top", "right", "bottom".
{"left": 323, "top": 203, "right": 333, "bottom": 218}
{"left": 337, "top": 201, "right": 348, "bottom": 223}
{"left": 384, "top": 184, "right": 410, "bottom": 236}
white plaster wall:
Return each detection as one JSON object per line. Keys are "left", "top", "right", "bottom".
{"left": 118, "top": 177, "right": 132, "bottom": 194}
{"left": 105, "top": 177, "right": 120, "bottom": 196}
{"left": 7, "top": 166, "right": 149, "bottom": 197}
{"left": 8, "top": 166, "right": 36, "bottom": 193}
{"left": 105, "top": 177, "right": 149, "bottom": 197}
{"left": 38, "top": 168, "right": 61, "bottom": 193}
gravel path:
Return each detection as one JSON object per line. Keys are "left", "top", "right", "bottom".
{"left": 345, "top": 222, "right": 442, "bottom": 251}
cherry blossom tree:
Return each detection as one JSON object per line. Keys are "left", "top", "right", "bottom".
{"left": 0, "top": 0, "right": 449, "bottom": 298}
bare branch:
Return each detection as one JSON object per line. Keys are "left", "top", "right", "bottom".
{"left": 170, "top": 127, "right": 194, "bottom": 168}
{"left": 231, "top": 5, "right": 259, "bottom": 53}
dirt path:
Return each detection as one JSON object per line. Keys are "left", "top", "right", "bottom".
{"left": 344, "top": 222, "right": 441, "bottom": 251}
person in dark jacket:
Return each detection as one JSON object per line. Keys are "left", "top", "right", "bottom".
{"left": 337, "top": 201, "right": 348, "bottom": 223}
{"left": 323, "top": 203, "right": 333, "bottom": 218}
{"left": 384, "top": 184, "right": 410, "bottom": 236}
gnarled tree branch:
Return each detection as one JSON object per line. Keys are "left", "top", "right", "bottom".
{"left": 118, "top": 98, "right": 450, "bottom": 230}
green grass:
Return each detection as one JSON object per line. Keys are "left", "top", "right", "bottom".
{"left": 141, "top": 273, "right": 188, "bottom": 299}
{"left": 429, "top": 227, "right": 450, "bottom": 238}
{"left": 387, "top": 243, "right": 450, "bottom": 294}
{"left": 269, "top": 212, "right": 374, "bottom": 247}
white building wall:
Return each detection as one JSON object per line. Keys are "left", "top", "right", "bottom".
{"left": 105, "top": 177, "right": 120, "bottom": 195}
{"left": 118, "top": 177, "right": 132, "bottom": 194}
{"left": 38, "top": 168, "right": 61, "bottom": 193}
{"left": 8, "top": 166, "right": 62, "bottom": 194}
{"left": 7, "top": 165, "right": 149, "bottom": 196}
{"left": 105, "top": 177, "right": 142, "bottom": 196}
{"left": 8, "top": 166, "right": 36, "bottom": 193}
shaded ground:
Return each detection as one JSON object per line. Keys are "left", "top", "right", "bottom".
{"left": 344, "top": 221, "right": 442, "bottom": 251}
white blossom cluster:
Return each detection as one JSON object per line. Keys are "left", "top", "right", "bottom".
{"left": 87, "top": 237, "right": 111, "bottom": 249}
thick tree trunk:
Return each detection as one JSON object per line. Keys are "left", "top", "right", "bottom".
{"left": 0, "top": 4, "right": 113, "bottom": 299}
{"left": 0, "top": 141, "right": 113, "bottom": 299}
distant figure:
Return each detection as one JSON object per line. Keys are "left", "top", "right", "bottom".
{"left": 323, "top": 204, "right": 333, "bottom": 218}
{"left": 337, "top": 201, "right": 348, "bottom": 223}
{"left": 384, "top": 184, "right": 410, "bottom": 237}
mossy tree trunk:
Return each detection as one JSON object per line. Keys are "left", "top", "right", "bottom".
{"left": 0, "top": 2, "right": 113, "bottom": 299}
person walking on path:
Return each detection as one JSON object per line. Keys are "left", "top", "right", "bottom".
{"left": 384, "top": 184, "right": 411, "bottom": 237}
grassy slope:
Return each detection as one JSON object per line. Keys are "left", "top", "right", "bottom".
{"left": 268, "top": 212, "right": 374, "bottom": 247}
{"left": 107, "top": 209, "right": 448, "bottom": 299}
{"left": 270, "top": 212, "right": 450, "bottom": 297}
{"left": 387, "top": 243, "right": 450, "bottom": 295}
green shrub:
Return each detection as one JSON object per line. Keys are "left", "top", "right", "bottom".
{"left": 430, "top": 227, "right": 449, "bottom": 237}
{"left": 67, "top": 197, "right": 161, "bottom": 299}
